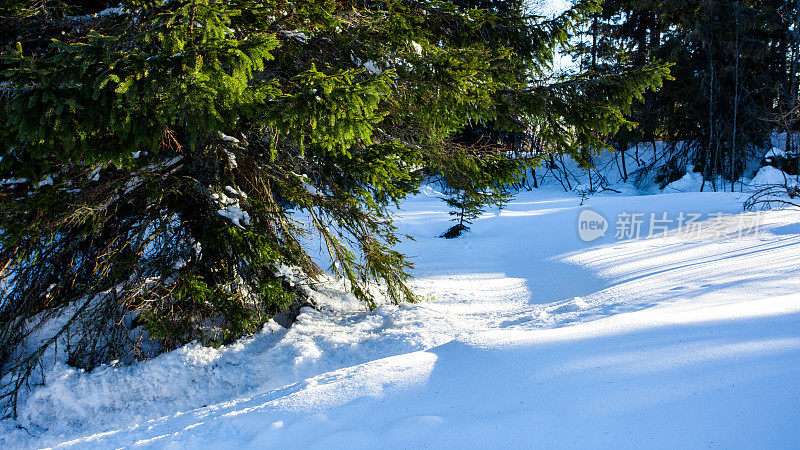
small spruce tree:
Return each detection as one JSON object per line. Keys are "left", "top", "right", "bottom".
{"left": 433, "top": 145, "right": 518, "bottom": 238}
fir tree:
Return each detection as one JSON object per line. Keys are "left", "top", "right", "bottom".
{"left": 572, "top": 0, "right": 787, "bottom": 188}
{"left": 0, "top": 0, "right": 667, "bottom": 415}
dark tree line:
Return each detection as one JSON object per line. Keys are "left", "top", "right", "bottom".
{"left": 568, "top": 0, "right": 800, "bottom": 190}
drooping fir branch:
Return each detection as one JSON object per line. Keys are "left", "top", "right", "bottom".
{"left": 517, "top": 62, "right": 674, "bottom": 167}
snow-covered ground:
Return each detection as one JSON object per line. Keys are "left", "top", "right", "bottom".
{"left": 4, "top": 188, "right": 800, "bottom": 448}
{"left": 3, "top": 165, "right": 800, "bottom": 447}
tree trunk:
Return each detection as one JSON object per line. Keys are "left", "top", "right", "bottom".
{"left": 731, "top": 0, "right": 740, "bottom": 192}
{"left": 702, "top": 1, "right": 715, "bottom": 193}
{"left": 621, "top": 142, "right": 628, "bottom": 181}
{"left": 788, "top": 0, "right": 799, "bottom": 157}
{"left": 592, "top": 13, "right": 597, "bottom": 71}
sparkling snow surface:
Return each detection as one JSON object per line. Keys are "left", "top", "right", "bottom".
{"left": 3, "top": 183, "right": 800, "bottom": 448}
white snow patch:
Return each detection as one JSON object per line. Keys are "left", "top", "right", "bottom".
{"left": 303, "top": 182, "right": 321, "bottom": 196}
{"left": 217, "top": 205, "right": 250, "bottom": 228}
{"left": 0, "top": 177, "right": 28, "bottom": 185}
{"left": 281, "top": 30, "right": 308, "bottom": 42}
{"left": 765, "top": 147, "right": 787, "bottom": 158}
{"left": 219, "top": 132, "right": 240, "bottom": 144}
{"left": 88, "top": 165, "right": 102, "bottom": 181}
{"left": 662, "top": 166, "right": 704, "bottom": 193}
{"left": 36, "top": 175, "right": 54, "bottom": 187}
{"left": 751, "top": 165, "right": 796, "bottom": 187}
{"left": 364, "top": 61, "right": 382, "bottom": 75}
{"left": 411, "top": 41, "right": 423, "bottom": 56}
{"left": 225, "top": 150, "right": 238, "bottom": 168}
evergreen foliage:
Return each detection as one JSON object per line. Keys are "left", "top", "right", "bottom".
{"left": 432, "top": 144, "right": 518, "bottom": 238}
{"left": 568, "top": 0, "right": 791, "bottom": 189}
{"left": 0, "top": 0, "right": 667, "bottom": 415}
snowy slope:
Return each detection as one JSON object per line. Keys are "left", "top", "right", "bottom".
{"left": 2, "top": 187, "right": 800, "bottom": 448}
